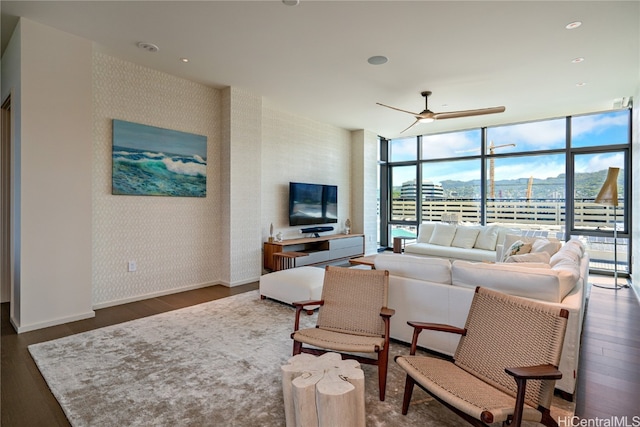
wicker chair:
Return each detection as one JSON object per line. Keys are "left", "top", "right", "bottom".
{"left": 291, "top": 266, "right": 395, "bottom": 401}
{"left": 395, "top": 286, "right": 569, "bottom": 427}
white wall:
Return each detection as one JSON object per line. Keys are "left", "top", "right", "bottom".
{"left": 2, "top": 19, "right": 361, "bottom": 330}
{"left": 350, "top": 130, "right": 379, "bottom": 255}
{"left": 261, "top": 106, "right": 352, "bottom": 244}
{"left": 13, "top": 19, "right": 94, "bottom": 331}
{"left": 92, "top": 53, "right": 221, "bottom": 307}
{"left": 0, "top": 20, "right": 21, "bottom": 314}
{"left": 221, "top": 87, "right": 263, "bottom": 286}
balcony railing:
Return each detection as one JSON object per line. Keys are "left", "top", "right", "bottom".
{"left": 389, "top": 198, "right": 628, "bottom": 274}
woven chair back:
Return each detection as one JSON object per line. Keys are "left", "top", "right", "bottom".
{"left": 454, "top": 287, "right": 568, "bottom": 410}
{"left": 316, "top": 266, "right": 389, "bottom": 337}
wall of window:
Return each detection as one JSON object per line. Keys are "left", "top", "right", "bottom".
{"left": 379, "top": 109, "right": 631, "bottom": 276}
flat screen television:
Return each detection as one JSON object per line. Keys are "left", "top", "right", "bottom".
{"left": 288, "top": 182, "right": 338, "bottom": 226}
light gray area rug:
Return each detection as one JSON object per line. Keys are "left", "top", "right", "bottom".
{"left": 29, "top": 290, "right": 574, "bottom": 426}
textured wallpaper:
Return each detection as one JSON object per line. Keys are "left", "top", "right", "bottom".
{"left": 92, "top": 53, "right": 220, "bottom": 307}
{"left": 261, "top": 106, "right": 352, "bottom": 242}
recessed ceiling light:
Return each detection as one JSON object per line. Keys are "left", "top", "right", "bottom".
{"left": 282, "top": 0, "right": 299, "bottom": 5}
{"left": 576, "top": 82, "right": 587, "bottom": 87}
{"left": 572, "top": 57, "right": 585, "bottom": 63}
{"left": 368, "top": 55, "right": 388, "bottom": 65}
{"left": 565, "top": 21, "right": 582, "bottom": 30}
{"left": 137, "top": 42, "right": 159, "bottom": 53}
{"left": 180, "top": 58, "right": 189, "bottom": 63}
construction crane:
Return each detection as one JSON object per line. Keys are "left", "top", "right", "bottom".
{"left": 526, "top": 176, "right": 534, "bottom": 201}
{"left": 488, "top": 142, "right": 516, "bottom": 198}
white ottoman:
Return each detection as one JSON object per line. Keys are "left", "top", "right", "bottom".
{"left": 260, "top": 266, "right": 325, "bottom": 310}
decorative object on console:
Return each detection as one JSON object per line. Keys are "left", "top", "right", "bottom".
{"left": 268, "top": 223, "right": 274, "bottom": 243}
{"left": 275, "top": 232, "right": 283, "bottom": 242}
{"left": 593, "top": 167, "right": 627, "bottom": 289}
{"left": 345, "top": 218, "right": 351, "bottom": 234}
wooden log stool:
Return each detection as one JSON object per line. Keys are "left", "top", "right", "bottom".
{"left": 281, "top": 352, "right": 365, "bottom": 427}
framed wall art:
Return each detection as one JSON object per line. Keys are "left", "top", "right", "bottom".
{"left": 112, "top": 119, "right": 207, "bottom": 197}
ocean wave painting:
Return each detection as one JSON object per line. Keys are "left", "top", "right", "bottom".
{"left": 112, "top": 120, "right": 207, "bottom": 197}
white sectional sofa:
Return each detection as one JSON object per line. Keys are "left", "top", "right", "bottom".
{"left": 375, "top": 237, "right": 589, "bottom": 398}
{"left": 404, "top": 222, "right": 517, "bottom": 262}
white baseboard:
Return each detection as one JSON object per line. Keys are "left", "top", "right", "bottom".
{"left": 93, "top": 282, "right": 219, "bottom": 310}
{"left": 13, "top": 310, "right": 96, "bottom": 334}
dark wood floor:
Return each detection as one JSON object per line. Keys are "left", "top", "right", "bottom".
{"left": 1, "top": 277, "right": 638, "bottom": 425}
{"left": 1, "top": 282, "right": 259, "bottom": 426}
{"left": 574, "top": 276, "right": 640, "bottom": 419}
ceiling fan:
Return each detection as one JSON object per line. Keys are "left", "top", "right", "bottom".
{"left": 376, "top": 91, "right": 506, "bottom": 134}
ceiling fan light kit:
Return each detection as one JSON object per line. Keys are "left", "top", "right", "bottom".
{"left": 377, "top": 90, "right": 506, "bottom": 134}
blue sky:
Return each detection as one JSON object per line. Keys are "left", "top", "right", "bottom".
{"left": 390, "top": 110, "right": 628, "bottom": 184}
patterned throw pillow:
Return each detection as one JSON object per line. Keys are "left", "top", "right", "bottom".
{"left": 501, "top": 240, "right": 533, "bottom": 262}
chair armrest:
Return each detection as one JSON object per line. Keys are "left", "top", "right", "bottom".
{"left": 406, "top": 321, "right": 467, "bottom": 355}
{"left": 380, "top": 307, "right": 395, "bottom": 318}
{"left": 505, "top": 364, "right": 562, "bottom": 381}
{"left": 292, "top": 299, "right": 324, "bottom": 308}
{"left": 506, "top": 364, "right": 562, "bottom": 427}
{"left": 407, "top": 321, "right": 466, "bottom": 335}
{"left": 292, "top": 300, "right": 324, "bottom": 332}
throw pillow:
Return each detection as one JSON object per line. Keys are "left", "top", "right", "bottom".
{"left": 505, "top": 252, "right": 551, "bottom": 264}
{"left": 417, "top": 223, "right": 437, "bottom": 243}
{"left": 531, "top": 238, "right": 562, "bottom": 257}
{"left": 428, "top": 223, "right": 457, "bottom": 247}
{"left": 451, "top": 227, "right": 481, "bottom": 249}
{"left": 474, "top": 226, "right": 500, "bottom": 250}
{"left": 501, "top": 240, "right": 533, "bottom": 262}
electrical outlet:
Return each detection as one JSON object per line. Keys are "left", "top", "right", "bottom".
{"left": 128, "top": 261, "right": 137, "bottom": 272}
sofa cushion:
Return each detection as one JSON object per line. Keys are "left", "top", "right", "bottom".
{"left": 404, "top": 243, "right": 496, "bottom": 262}
{"left": 429, "top": 223, "right": 457, "bottom": 246}
{"left": 502, "top": 261, "right": 551, "bottom": 269}
{"left": 550, "top": 239, "right": 584, "bottom": 266}
{"left": 505, "top": 251, "right": 550, "bottom": 264}
{"left": 474, "top": 226, "right": 500, "bottom": 250}
{"left": 451, "top": 226, "right": 481, "bottom": 249}
{"left": 451, "top": 260, "right": 576, "bottom": 303}
{"left": 501, "top": 240, "right": 533, "bottom": 262}
{"left": 417, "top": 223, "right": 437, "bottom": 243}
{"left": 531, "top": 238, "right": 562, "bottom": 257}
{"left": 374, "top": 254, "right": 451, "bottom": 284}
{"left": 551, "top": 258, "right": 581, "bottom": 293}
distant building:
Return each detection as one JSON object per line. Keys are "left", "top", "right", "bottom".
{"left": 400, "top": 179, "right": 444, "bottom": 200}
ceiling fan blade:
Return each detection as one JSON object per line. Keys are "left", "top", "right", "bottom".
{"left": 376, "top": 102, "right": 421, "bottom": 116}
{"left": 399, "top": 119, "right": 421, "bottom": 134}
{"left": 433, "top": 106, "right": 506, "bottom": 120}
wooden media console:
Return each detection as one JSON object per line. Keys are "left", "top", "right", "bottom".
{"left": 263, "top": 234, "right": 364, "bottom": 271}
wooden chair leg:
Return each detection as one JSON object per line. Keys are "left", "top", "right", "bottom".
{"left": 292, "top": 340, "right": 302, "bottom": 356}
{"left": 401, "top": 374, "right": 415, "bottom": 415}
{"left": 539, "top": 408, "right": 559, "bottom": 427}
{"left": 378, "top": 347, "right": 389, "bottom": 401}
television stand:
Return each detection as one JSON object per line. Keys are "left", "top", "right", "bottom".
{"left": 263, "top": 233, "right": 364, "bottom": 271}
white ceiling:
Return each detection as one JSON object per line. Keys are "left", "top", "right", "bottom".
{"left": 2, "top": 1, "right": 638, "bottom": 139}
